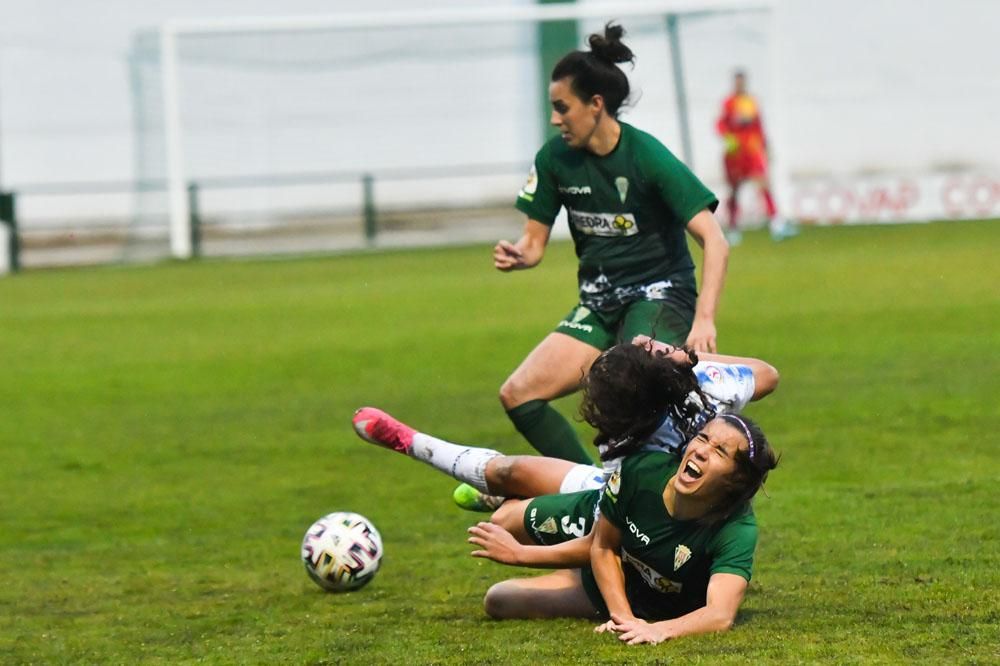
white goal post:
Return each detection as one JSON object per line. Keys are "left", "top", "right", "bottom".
{"left": 155, "top": 0, "right": 783, "bottom": 259}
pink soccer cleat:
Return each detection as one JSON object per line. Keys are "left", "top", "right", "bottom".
{"left": 352, "top": 407, "right": 416, "bottom": 454}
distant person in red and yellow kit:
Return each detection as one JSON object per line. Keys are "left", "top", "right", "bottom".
{"left": 716, "top": 70, "right": 794, "bottom": 244}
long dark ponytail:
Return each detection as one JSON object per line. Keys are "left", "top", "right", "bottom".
{"left": 551, "top": 23, "right": 635, "bottom": 116}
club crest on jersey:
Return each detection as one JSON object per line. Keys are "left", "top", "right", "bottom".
{"left": 615, "top": 176, "right": 629, "bottom": 203}
{"left": 536, "top": 517, "right": 558, "bottom": 534}
{"left": 674, "top": 544, "right": 692, "bottom": 571}
{"left": 529, "top": 508, "right": 559, "bottom": 535}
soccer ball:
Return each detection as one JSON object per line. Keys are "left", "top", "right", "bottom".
{"left": 301, "top": 511, "right": 383, "bottom": 592}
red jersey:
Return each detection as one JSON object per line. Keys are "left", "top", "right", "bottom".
{"left": 717, "top": 93, "right": 769, "bottom": 182}
{"left": 717, "top": 93, "right": 767, "bottom": 156}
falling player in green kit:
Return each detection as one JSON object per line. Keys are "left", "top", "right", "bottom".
{"left": 353, "top": 342, "right": 779, "bottom": 644}
{"left": 494, "top": 23, "right": 729, "bottom": 465}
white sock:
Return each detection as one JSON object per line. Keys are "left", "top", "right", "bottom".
{"left": 410, "top": 433, "right": 500, "bottom": 493}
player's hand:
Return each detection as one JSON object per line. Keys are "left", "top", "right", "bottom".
{"left": 593, "top": 619, "right": 619, "bottom": 634}
{"left": 468, "top": 521, "right": 522, "bottom": 565}
{"left": 632, "top": 334, "right": 675, "bottom": 356}
{"left": 631, "top": 334, "right": 655, "bottom": 350}
{"left": 632, "top": 334, "right": 697, "bottom": 366}
{"left": 685, "top": 318, "right": 717, "bottom": 353}
{"left": 606, "top": 613, "right": 671, "bottom": 645}
{"left": 493, "top": 240, "right": 525, "bottom": 271}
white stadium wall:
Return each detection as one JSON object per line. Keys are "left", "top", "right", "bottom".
{"left": 0, "top": 0, "right": 998, "bottom": 246}
{"left": 788, "top": 172, "right": 1000, "bottom": 225}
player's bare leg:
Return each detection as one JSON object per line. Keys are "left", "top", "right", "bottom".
{"left": 485, "top": 455, "right": 578, "bottom": 497}
{"left": 500, "top": 332, "right": 602, "bottom": 464}
{"left": 354, "top": 407, "right": 503, "bottom": 495}
{"left": 455, "top": 454, "right": 573, "bottom": 513}
{"left": 353, "top": 407, "right": 598, "bottom": 512}
{"left": 456, "top": 454, "right": 601, "bottom": 512}
{"left": 483, "top": 569, "right": 600, "bottom": 619}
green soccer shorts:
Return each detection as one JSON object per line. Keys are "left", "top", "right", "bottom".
{"left": 554, "top": 298, "right": 694, "bottom": 350}
{"left": 523, "top": 490, "right": 602, "bottom": 546}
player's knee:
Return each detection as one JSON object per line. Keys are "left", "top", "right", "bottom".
{"left": 483, "top": 581, "right": 520, "bottom": 619}
{"left": 498, "top": 376, "right": 525, "bottom": 410}
{"left": 489, "top": 501, "right": 522, "bottom": 533}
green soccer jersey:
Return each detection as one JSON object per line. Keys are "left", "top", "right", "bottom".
{"left": 594, "top": 450, "right": 757, "bottom": 621}
{"left": 515, "top": 123, "right": 718, "bottom": 311}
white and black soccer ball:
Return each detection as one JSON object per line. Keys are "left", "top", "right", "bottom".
{"left": 301, "top": 512, "right": 383, "bottom": 592}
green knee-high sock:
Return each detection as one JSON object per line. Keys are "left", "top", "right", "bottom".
{"left": 506, "top": 399, "right": 593, "bottom": 464}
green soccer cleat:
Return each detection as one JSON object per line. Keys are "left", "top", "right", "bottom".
{"left": 452, "top": 483, "right": 506, "bottom": 513}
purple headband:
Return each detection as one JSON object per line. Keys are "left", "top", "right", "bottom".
{"left": 721, "top": 414, "right": 756, "bottom": 461}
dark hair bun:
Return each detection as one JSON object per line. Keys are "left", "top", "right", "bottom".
{"left": 588, "top": 23, "right": 635, "bottom": 65}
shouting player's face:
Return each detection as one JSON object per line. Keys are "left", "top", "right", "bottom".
{"left": 549, "top": 77, "right": 602, "bottom": 150}
{"left": 673, "top": 419, "right": 745, "bottom": 501}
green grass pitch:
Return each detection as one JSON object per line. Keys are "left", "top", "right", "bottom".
{"left": 0, "top": 220, "right": 997, "bottom": 663}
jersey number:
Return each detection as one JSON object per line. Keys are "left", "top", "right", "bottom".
{"left": 561, "top": 516, "right": 587, "bottom": 539}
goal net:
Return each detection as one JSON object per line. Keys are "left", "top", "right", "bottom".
{"left": 130, "top": 1, "right": 777, "bottom": 261}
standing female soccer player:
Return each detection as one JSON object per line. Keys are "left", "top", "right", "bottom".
{"left": 495, "top": 24, "right": 729, "bottom": 464}
{"left": 716, "top": 69, "right": 794, "bottom": 244}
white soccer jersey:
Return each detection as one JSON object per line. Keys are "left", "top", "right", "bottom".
{"left": 596, "top": 361, "right": 756, "bottom": 481}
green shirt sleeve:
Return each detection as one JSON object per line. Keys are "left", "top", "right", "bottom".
{"left": 640, "top": 137, "right": 719, "bottom": 226}
{"left": 514, "top": 143, "right": 562, "bottom": 226}
{"left": 707, "top": 511, "right": 757, "bottom": 581}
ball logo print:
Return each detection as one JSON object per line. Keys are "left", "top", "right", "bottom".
{"left": 613, "top": 215, "right": 633, "bottom": 231}
{"left": 301, "top": 512, "right": 383, "bottom": 592}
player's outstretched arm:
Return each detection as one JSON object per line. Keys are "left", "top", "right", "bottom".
{"left": 605, "top": 573, "right": 748, "bottom": 645}
{"left": 695, "top": 353, "right": 779, "bottom": 400}
{"left": 494, "top": 219, "right": 550, "bottom": 271}
{"left": 631, "top": 334, "right": 779, "bottom": 400}
{"left": 590, "top": 515, "right": 637, "bottom": 630}
{"left": 468, "top": 521, "right": 593, "bottom": 568}
{"left": 683, "top": 210, "right": 729, "bottom": 353}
